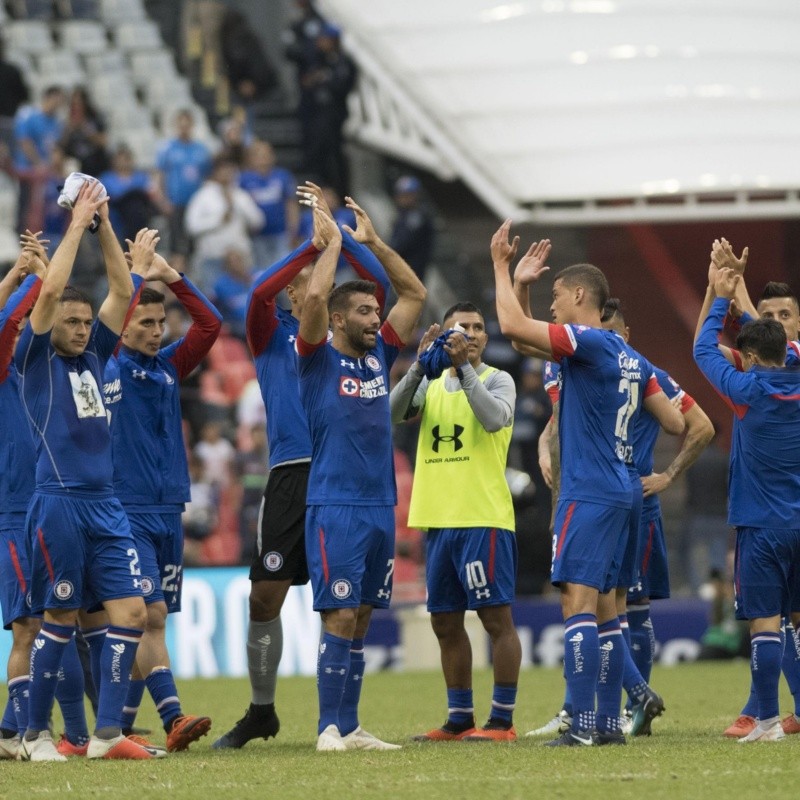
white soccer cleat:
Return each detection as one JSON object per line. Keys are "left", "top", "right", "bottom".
{"left": 738, "top": 720, "right": 785, "bottom": 743}
{"left": 620, "top": 710, "right": 633, "bottom": 735}
{"left": 525, "top": 709, "right": 572, "bottom": 737}
{"left": 341, "top": 726, "right": 401, "bottom": 751}
{"left": 316, "top": 724, "right": 347, "bottom": 752}
{"left": 19, "top": 731, "right": 67, "bottom": 762}
{"left": 0, "top": 735, "right": 21, "bottom": 760}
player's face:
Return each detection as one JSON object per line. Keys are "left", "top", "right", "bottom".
{"left": 757, "top": 297, "right": 800, "bottom": 342}
{"left": 550, "top": 279, "right": 577, "bottom": 325}
{"left": 443, "top": 311, "right": 488, "bottom": 367}
{"left": 51, "top": 301, "right": 93, "bottom": 357}
{"left": 122, "top": 303, "right": 166, "bottom": 356}
{"left": 339, "top": 292, "right": 381, "bottom": 353}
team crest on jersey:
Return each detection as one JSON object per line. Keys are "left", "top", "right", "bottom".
{"left": 69, "top": 370, "right": 106, "bottom": 418}
{"left": 26, "top": 592, "right": 32, "bottom": 608}
{"left": 163, "top": 371, "right": 174, "bottom": 385}
{"left": 340, "top": 376, "right": 361, "bottom": 396}
{"left": 263, "top": 552, "right": 283, "bottom": 571}
{"left": 140, "top": 577, "right": 155, "bottom": 596}
{"left": 331, "top": 579, "right": 352, "bottom": 599}
{"left": 54, "top": 580, "right": 74, "bottom": 600}
{"left": 365, "top": 355, "right": 381, "bottom": 371}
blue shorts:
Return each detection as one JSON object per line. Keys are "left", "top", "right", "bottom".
{"left": 127, "top": 511, "right": 184, "bottom": 612}
{"left": 0, "top": 515, "right": 37, "bottom": 629}
{"left": 611, "top": 476, "right": 643, "bottom": 591}
{"left": 551, "top": 499, "right": 630, "bottom": 591}
{"left": 306, "top": 505, "right": 395, "bottom": 611}
{"left": 628, "top": 511, "right": 670, "bottom": 602}
{"left": 734, "top": 527, "right": 800, "bottom": 620}
{"left": 425, "top": 527, "right": 517, "bottom": 612}
{"left": 27, "top": 492, "right": 143, "bottom": 614}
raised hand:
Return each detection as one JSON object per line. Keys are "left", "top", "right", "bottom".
{"left": 713, "top": 267, "right": 740, "bottom": 300}
{"left": 514, "top": 239, "right": 551, "bottom": 286}
{"left": 70, "top": 180, "right": 108, "bottom": 230}
{"left": 312, "top": 206, "right": 341, "bottom": 250}
{"left": 342, "top": 196, "right": 377, "bottom": 246}
{"left": 710, "top": 238, "right": 748, "bottom": 285}
{"left": 145, "top": 252, "right": 181, "bottom": 284}
{"left": 490, "top": 219, "right": 520, "bottom": 270}
{"left": 125, "top": 228, "right": 160, "bottom": 276}
{"left": 297, "top": 180, "right": 334, "bottom": 219}
{"left": 416, "top": 323, "right": 441, "bottom": 358}
{"left": 20, "top": 230, "right": 50, "bottom": 268}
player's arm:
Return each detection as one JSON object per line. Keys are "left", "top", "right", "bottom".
{"left": 641, "top": 400, "right": 715, "bottom": 497}
{"left": 0, "top": 248, "right": 33, "bottom": 310}
{"left": 389, "top": 323, "right": 439, "bottom": 423}
{"left": 510, "top": 238, "right": 554, "bottom": 358}
{"left": 491, "top": 220, "right": 553, "bottom": 354}
{"left": 642, "top": 376, "right": 685, "bottom": 436}
{"left": 538, "top": 414, "right": 554, "bottom": 488}
{"left": 297, "top": 209, "right": 342, "bottom": 348}
{"left": 29, "top": 182, "right": 107, "bottom": 335}
{"left": 96, "top": 192, "right": 135, "bottom": 335}
{"left": 343, "top": 196, "right": 426, "bottom": 344}
{"left": 149, "top": 254, "right": 222, "bottom": 379}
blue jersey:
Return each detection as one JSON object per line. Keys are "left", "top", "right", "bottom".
{"left": 239, "top": 167, "right": 295, "bottom": 236}
{"left": 0, "top": 275, "right": 41, "bottom": 516}
{"left": 12, "top": 107, "right": 63, "bottom": 169}
{"left": 543, "top": 360, "right": 561, "bottom": 407}
{"left": 155, "top": 138, "right": 211, "bottom": 206}
{"left": 695, "top": 297, "right": 800, "bottom": 528}
{"left": 98, "top": 168, "right": 152, "bottom": 233}
{"left": 729, "top": 310, "right": 800, "bottom": 368}
{"left": 298, "top": 322, "right": 403, "bottom": 506}
{"left": 549, "top": 324, "right": 658, "bottom": 508}
{"left": 246, "top": 232, "right": 390, "bottom": 471}
{"left": 104, "top": 276, "right": 221, "bottom": 509}
{"left": 16, "top": 319, "right": 120, "bottom": 495}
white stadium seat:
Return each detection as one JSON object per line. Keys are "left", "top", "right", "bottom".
{"left": 59, "top": 20, "right": 108, "bottom": 55}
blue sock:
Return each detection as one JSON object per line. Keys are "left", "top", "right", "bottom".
{"left": 741, "top": 681, "right": 758, "bottom": 717}
{"left": 563, "top": 613, "right": 599, "bottom": 733}
{"left": 563, "top": 685, "right": 573, "bottom": 717}
{"left": 596, "top": 619, "right": 624, "bottom": 734}
{"left": 55, "top": 633, "right": 89, "bottom": 745}
{"left": 751, "top": 632, "right": 782, "bottom": 722}
{"left": 338, "top": 638, "right": 365, "bottom": 737}
{"left": 121, "top": 679, "right": 147, "bottom": 732}
{"left": 145, "top": 669, "right": 182, "bottom": 731}
{"left": 621, "top": 623, "right": 648, "bottom": 704}
{"left": 628, "top": 604, "right": 654, "bottom": 684}
{"left": 27, "top": 623, "right": 73, "bottom": 734}
{"left": 1, "top": 693, "right": 18, "bottom": 734}
{"left": 446, "top": 687, "right": 474, "bottom": 727}
{"left": 619, "top": 614, "right": 631, "bottom": 649}
{"left": 8, "top": 676, "right": 29, "bottom": 734}
{"left": 781, "top": 623, "right": 800, "bottom": 716}
{"left": 490, "top": 684, "right": 517, "bottom": 726}
{"left": 81, "top": 625, "right": 107, "bottom": 697}
{"left": 317, "top": 632, "right": 351, "bottom": 735}
{"left": 95, "top": 627, "right": 142, "bottom": 732}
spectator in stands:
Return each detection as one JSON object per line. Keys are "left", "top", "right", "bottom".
{"left": 59, "top": 86, "right": 109, "bottom": 178}
{"left": 218, "top": 114, "right": 251, "bottom": 169}
{"left": 184, "top": 154, "right": 264, "bottom": 291}
{"left": 194, "top": 420, "right": 236, "bottom": 488}
{"left": 236, "top": 377, "right": 266, "bottom": 430}
{"left": 240, "top": 140, "right": 297, "bottom": 268}
{"left": 389, "top": 175, "right": 435, "bottom": 283}
{"left": 0, "top": 43, "right": 29, "bottom": 151}
{"left": 298, "top": 24, "right": 356, "bottom": 196}
{"left": 99, "top": 144, "right": 165, "bottom": 245}
{"left": 211, "top": 248, "right": 252, "bottom": 339}
{"left": 41, "top": 142, "right": 71, "bottom": 255}
{"left": 283, "top": 0, "right": 326, "bottom": 86}
{"left": 183, "top": 452, "right": 219, "bottom": 566}
{"left": 155, "top": 109, "right": 213, "bottom": 257}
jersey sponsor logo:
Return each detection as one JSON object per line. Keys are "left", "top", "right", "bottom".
{"left": 69, "top": 370, "right": 106, "bottom": 418}
{"left": 140, "top": 576, "right": 155, "bottom": 596}
{"left": 163, "top": 371, "right": 175, "bottom": 385}
{"left": 365, "top": 355, "right": 381, "bottom": 371}
{"left": 340, "top": 376, "right": 360, "bottom": 395}
{"left": 431, "top": 424, "right": 464, "bottom": 453}
{"left": 331, "top": 578, "right": 352, "bottom": 599}
{"left": 263, "top": 551, "right": 283, "bottom": 571}
{"left": 54, "top": 580, "right": 74, "bottom": 600}
{"left": 103, "top": 378, "right": 122, "bottom": 405}
{"left": 131, "top": 369, "right": 147, "bottom": 380}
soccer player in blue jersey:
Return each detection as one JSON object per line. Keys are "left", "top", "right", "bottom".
{"left": 213, "top": 183, "right": 390, "bottom": 750}
{"left": 297, "top": 200, "right": 425, "bottom": 751}
{"left": 103, "top": 233, "right": 221, "bottom": 752}
{"left": 490, "top": 220, "right": 683, "bottom": 746}
{"left": 694, "top": 265, "right": 800, "bottom": 742}
{"left": 15, "top": 182, "right": 157, "bottom": 761}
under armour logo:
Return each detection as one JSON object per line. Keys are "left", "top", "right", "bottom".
{"left": 340, "top": 358, "right": 355, "bottom": 369}
{"left": 475, "top": 588, "right": 491, "bottom": 600}
{"left": 431, "top": 424, "right": 464, "bottom": 453}
{"left": 131, "top": 369, "right": 147, "bottom": 380}
{"left": 377, "top": 588, "right": 391, "bottom": 600}
{"left": 288, "top": 334, "right": 296, "bottom": 343}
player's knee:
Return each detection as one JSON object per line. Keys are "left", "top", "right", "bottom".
{"left": 249, "top": 582, "right": 285, "bottom": 621}
{"left": 476, "top": 606, "right": 514, "bottom": 640}
{"left": 430, "top": 613, "right": 464, "bottom": 641}
{"left": 12, "top": 618, "right": 40, "bottom": 650}
{"left": 145, "top": 603, "right": 167, "bottom": 632}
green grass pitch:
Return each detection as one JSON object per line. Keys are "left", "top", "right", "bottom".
{"left": 1, "top": 661, "right": 796, "bottom": 800}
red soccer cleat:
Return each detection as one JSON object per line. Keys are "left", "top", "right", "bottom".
{"left": 723, "top": 715, "right": 757, "bottom": 738}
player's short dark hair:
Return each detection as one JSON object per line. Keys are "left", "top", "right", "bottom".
{"left": 328, "top": 280, "right": 377, "bottom": 315}
{"left": 555, "top": 264, "right": 610, "bottom": 312}
{"left": 601, "top": 297, "right": 624, "bottom": 325}
{"left": 442, "top": 301, "right": 483, "bottom": 325}
{"left": 759, "top": 281, "right": 799, "bottom": 309}
{"left": 42, "top": 85, "right": 64, "bottom": 99}
{"left": 138, "top": 287, "right": 165, "bottom": 306}
{"left": 60, "top": 286, "right": 92, "bottom": 306}
{"left": 736, "top": 318, "right": 787, "bottom": 364}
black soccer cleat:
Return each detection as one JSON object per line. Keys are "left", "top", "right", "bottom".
{"left": 593, "top": 729, "right": 627, "bottom": 745}
{"left": 211, "top": 704, "right": 280, "bottom": 749}
{"left": 630, "top": 688, "right": 665, "bottom": 737}
{"left": 544, "top": 729, "right": 594, "bottom": 747}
